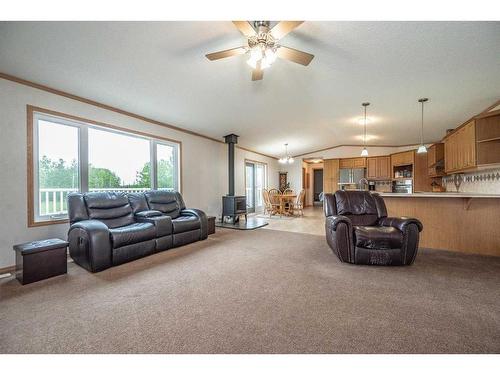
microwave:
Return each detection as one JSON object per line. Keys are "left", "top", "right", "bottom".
{"left": 392, "top": 179, "right": 413, "bottom": 194}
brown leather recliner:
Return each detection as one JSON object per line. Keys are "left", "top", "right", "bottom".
{"left": 324, "top": 191, "right": 423, "bottom": 266}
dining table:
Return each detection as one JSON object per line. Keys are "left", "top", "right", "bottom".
{"left": 275, "top": 194, "right": 297, "bottom": 215}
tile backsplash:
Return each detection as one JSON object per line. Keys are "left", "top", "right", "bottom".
{"left": 442, "top": 168, "right": 500, "bottom": 194}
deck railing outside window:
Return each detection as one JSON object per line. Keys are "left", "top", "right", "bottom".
{"left": 38, "top": 187, "right": 151, "bottom": 217}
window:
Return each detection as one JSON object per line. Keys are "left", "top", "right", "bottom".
{"left": 30, "top": 108, "right": 181, "bottom": 225}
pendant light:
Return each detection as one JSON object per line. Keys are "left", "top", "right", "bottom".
{"left": 360, "top": 102, "right": 370, "bottom": 157}
{"left": 417, "top": 98, "right": 429, "bottom": 154}
{"left": 279, "top": 143, "right": 294, "bottom": 164}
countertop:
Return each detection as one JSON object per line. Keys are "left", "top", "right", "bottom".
{"left": 377, "top": 192, "right": 500, "bottom": 198}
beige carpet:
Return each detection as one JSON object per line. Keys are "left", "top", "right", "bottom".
{"left": 1, "top": 228, "right": 499, "bottom": 354}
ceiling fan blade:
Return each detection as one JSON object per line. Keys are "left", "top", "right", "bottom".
{"left": 232, "top": 21, "right": 256, "bottom": 37}
{"left": 270, "top": 21, "right": 304, "bottom": 40}
{"left": 252, "top": 61, "right": 264, "bottom": 81}
{"left": 277, "top": 46, "right": 314, "bottom": 66}
{"left": 205, "top": 47, "right": 247, "bottom": 61}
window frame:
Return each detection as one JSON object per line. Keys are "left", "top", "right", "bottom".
{"left": 27, "top": 105, "right": 182, "bottom": 227}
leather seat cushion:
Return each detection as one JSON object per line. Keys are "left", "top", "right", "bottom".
{"left": 109, "top": 222, "right": 156, "bottom": 248}
{"left": 354, "top": 226, "right": 403, "bottom": 250}
{"left": 172, "top": 216, "right": 200, "bottom": 234}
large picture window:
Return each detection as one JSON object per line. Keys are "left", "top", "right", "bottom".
{"left": 29, "top": 108, "right": 181, "bottom": 225}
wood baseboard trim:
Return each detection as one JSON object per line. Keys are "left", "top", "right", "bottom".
{"left": 0, "top": 72, "right": 278, "bottom": 160}
{"left": 0, "top": 265, "right": 16, "bottom": 274}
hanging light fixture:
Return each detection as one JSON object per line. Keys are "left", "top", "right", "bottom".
{"left": 360, "top": 102, "right": 370, "bottom": 157}
{"left": 278, "top": 143, "right": 294, "bottom": 164}
{"left": 417, "top": 98, "right": 429, "bottom": 154}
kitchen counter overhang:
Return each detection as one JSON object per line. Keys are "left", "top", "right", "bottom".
{"left": 379, "top": 192, "right": 500, "bottom": 256}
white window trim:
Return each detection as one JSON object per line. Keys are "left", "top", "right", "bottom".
{"left": 32, "top": 111, "right": 181, "bottom": 224}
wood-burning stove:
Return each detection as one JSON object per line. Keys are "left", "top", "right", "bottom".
{"left": 222, "top": 134, "right": 247, "bottom": 223}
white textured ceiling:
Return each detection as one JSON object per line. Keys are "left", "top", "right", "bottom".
{"left": 1, "top": 21, "right": 499, "bottom": 157}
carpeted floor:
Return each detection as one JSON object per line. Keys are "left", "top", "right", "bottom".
{"left": 1, "top": 228, "right": 499, "bottom": 354}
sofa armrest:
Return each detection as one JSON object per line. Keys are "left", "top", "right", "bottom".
{"left": 135, "top": 210, "right": 163, "bottom": 218}
{"left": 379, "top": 217, "right": 423, "bottom": 233}
{"left": 68, "top": 220, "right": 112, "bottom": 272}
{"left": 135, "top": 215, "right": 172, "bottom": 237}
{"left": 181, "top": 208, "right": 208, "bottom": 240}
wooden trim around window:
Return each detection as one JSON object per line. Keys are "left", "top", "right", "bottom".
{"left": 1, "top": 72, "right": 278, "bottom": 160}
{"left": 27, "top": 105, "right": 183, "bottom": 227}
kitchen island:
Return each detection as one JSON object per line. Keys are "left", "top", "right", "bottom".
{"left": 377, "top": 192, "right": 500, "bottom": 256}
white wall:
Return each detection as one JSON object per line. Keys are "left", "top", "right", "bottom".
{"left": 0, "top": 79, "right": 279, "bottom": 268}
{"left": 284, "top": 145, "right": 422, "bottom": 192}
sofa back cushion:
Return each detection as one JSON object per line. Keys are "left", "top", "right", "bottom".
{"left": 127, "top": 192, "right": 150, "bottom": 214}
{"left": 334, "top": 190, "right": 384, "bottom": 227}
{"left": 68, "top": 193, "right": 89, "bottom": 224}
{"left": 144, "top": 190, "right": 185, "bottom": 219}
{"left": 84, "top": 192, "right": 134, "bottom": 228}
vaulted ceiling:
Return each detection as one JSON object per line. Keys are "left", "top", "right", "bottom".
{"left": 1, "top": 21, "right": 499, "bottom": 157}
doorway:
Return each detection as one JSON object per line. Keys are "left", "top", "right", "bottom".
{"left": 313, "top": 169, "right": 323, "bottom": 204}
{"left": 245, "top": 161, "right": 267, "bottom": 213}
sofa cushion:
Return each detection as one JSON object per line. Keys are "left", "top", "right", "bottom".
{"left": 172, "top": 216, "right": 200, "bottom": 234}
{"left": 84, "top": 192, "right": 134, "bottom": 229}
{"left": 127, "top": 192, "right": 150, "bottom": 214}
{"left": 109, "top": 222, "right": 156, "bottom": 248}
{"left": 354, "top": 226, "right": 403, "bottom": 250}
{"left": 335, "top": 190, "right": 378, "bottom": 216}
{"left": 144, "top": 190, "right": 183, "bottom": 219}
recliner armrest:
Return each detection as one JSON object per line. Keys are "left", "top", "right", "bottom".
{"left": 326, "top": 215, "right": 352, "bottom": 231}
{"left": 181, "top": 208, "right": 208, "bottom": 240}
{"left": 68, "top": 219, "right": 112, "bottom": 272}
{"left": 379, "top": 217, "right": 423, "bottom": 232}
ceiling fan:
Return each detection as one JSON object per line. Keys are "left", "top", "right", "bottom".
{"left": 205, "top": 21, "right": 314, "bottom": 81}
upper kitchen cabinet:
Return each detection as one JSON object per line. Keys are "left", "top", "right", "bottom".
{"left": 391, "top": 150, "right": 414, "bottom": 168}
{"left": 367, "top": 156, "right": 391, "bottom": 180}
{"left": 339, "top": 157, "right": 366, "bottom": 169}
{"left": 427, "top": 143, "right": 445, "bottom": 177}
{"left": 323, "top": 159, "right": 340, "bottom": 194}
{"left": 475, "top": 113, "right": 500, "bottom": 166}
{"left": 444, "top": 120, "right": 476, "bottom": 173}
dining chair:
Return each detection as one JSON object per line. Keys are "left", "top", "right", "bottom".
{"left": 262, "top": 189, "right": 280, "bottom": 217}
{"left": 268, "top": 188, "right": 282, "bottom": 216}
{"left": 292, "top": 189, "right": 306, "bottom": 216}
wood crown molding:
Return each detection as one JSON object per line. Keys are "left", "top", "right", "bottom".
{"left": 0, "top": 72, "right": 278, "bottom": 160}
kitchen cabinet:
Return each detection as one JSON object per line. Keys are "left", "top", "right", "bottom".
{"left": 444, "top": 120, "right": 476, "bottom": 173}
{"left": 367, "top": 156, "right": 391, "bottom": 180}
{"left": 414, "top": 151, "right": 433, "bottom": 192}
{"left": 475, "top": 114, "right": 500, "bottom": 166}
{"left": 339, "top": 157, "right": 366, "bottom": 169}
{"left": 323, "top": 159, "right": 339, "bottom": 194}
{"left": 427, "top": 143, "right": 445, "bottom": 177}
{"left": 391, "top": 150, "right": 414, "bottom": 168}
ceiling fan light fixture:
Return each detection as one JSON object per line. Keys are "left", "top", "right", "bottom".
{"left": 288, "top": 157, "right": 294, "bottom": 164}
{"left": 265, "top": 48, "right": 277, "bottom": 64}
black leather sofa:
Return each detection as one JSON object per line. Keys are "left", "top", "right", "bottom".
{"left": 67, "top": 190, "right": 207, "bottom": 272}
{"left": 324, "top": 190, "right": 423, "bottom": 266}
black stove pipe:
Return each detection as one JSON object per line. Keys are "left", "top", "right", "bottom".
{"left": 224, "top": 134, "right": 239, "bottom": 196}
